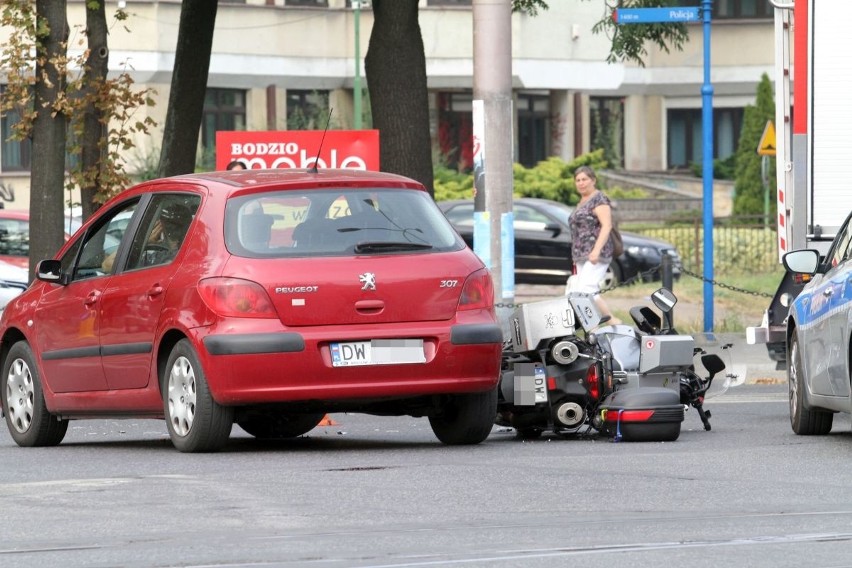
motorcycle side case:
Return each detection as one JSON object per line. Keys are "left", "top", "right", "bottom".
{"left": 509, "top": 297, "right": 576, "bottom": 352}
{"left": 639, "top": 335, "right": 695, "bottom": 374}
{"left": 598, "top": 387, "right": 684, "bottom": 442}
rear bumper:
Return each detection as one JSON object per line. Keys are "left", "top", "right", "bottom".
{"left": 193, "top": 321, "right": 502, "bottom": 405}
{"left": 202, "top": 323, "right": 503, "bottom": 355}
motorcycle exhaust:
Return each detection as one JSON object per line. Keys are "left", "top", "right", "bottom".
{"left": 555, "top": 402, "right": 585, "bottom": 427}
{"left": 551, "top": 340, "right": 580, "bottom": 365}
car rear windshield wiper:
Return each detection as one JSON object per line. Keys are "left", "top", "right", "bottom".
{"left": 354, "top": 241, "right": 434, "bottom": 253}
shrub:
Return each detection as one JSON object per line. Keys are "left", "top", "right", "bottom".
{"left": 434, "top": 149, "right": 610, "bottom": 205}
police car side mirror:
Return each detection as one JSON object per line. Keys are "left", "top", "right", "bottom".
{"left": 782, "top": 249, "right": 820, "bottom": 275}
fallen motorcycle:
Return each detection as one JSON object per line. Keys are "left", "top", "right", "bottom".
{"left": 496, "top": 288, "right": 732, "bottom": 442}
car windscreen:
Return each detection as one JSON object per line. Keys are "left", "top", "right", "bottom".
{"left": 225, "top": 188, "right": 464, "bottom": 258}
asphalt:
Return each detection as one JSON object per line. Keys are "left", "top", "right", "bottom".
{"left": 511, "top": 283, "right": 787, "bottom": 386}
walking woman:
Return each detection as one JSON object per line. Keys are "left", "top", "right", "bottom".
{"left": 568, "top": 165, "right": 620, "bottom": 324}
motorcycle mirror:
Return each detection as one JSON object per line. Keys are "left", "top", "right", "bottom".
{"left": 701, "top": 353, "right": 726, "bottom": 379}
{"left": 650, "top": 288, "right": 677, "bottom": 313}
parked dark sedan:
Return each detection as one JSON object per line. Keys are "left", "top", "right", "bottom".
{"left": 438, "top": 198, "right": 682, "bottom": 287}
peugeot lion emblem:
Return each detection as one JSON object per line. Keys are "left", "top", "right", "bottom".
{"left": 359, "top": 272, "right": 377, "bottom": 291}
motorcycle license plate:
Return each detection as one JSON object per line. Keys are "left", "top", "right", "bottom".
{"left": 330, "top": 339, "right": 425, "bottom": 367}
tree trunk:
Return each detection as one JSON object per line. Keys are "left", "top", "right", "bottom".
{"left": 364, "top": 0, "right": 434, "bottom": 195}
{"left": 29, "top": 0, "right": 69, "bottom": 280}
{"left": 158, "top": 0, "right": 218, "bottom": 178}
{"left": 80, "top": 1, "right": 109, "bottom": 220}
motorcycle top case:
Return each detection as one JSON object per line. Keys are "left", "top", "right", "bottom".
{"left": 598, "top": 387, "right": 684, "bottom": 442}
{"left": 510, "top": 297, "right": 576, "bottom": 352}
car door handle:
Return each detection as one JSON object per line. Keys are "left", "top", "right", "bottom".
{"left": 823, "top": 288, "right": 834, "bottom": 297}
{"left": 147, "top": 285, "right": 164, "bottom": 298}
{"left": 84, "top": 291, "right": 101, "bottom": 306}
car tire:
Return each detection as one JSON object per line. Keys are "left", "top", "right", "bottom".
{"left": 3, "top": 341, "right": 68, "bottom": 447}
{"left": 237, "top": 411, "right": 325, "bottom": 439}
{"left": 600, "top": 262, "right": 622, "bottom": 291}
{"left": 429, "top": 387, "right": 497, "bottom": 445}
{"left": 163, "top": 339, "right": 234, "bottom": 452}
{"left": 788, "top": 330, "right": 833, "bottom": 435}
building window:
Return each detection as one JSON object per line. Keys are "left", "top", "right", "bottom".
{"left": 436, "top": 92, "right": 473, "bottom": 171}
{"left": 286, "top": 90, "right": 330, "bottom": 130}
{"left": 517, "top": 93, "right": 550, "bottom": 168}
{"left": 202, "top": 88, "right": 246, "bottom": 169}
{"left": 285, "top": 0, "right": 329, "bottom": 6}
{"left": 590, "top": 97, "right": 624, "bottom": 169}
{"left": 427, "top": 0, "right": 472, "bottom": 6}
{"left": 675, "top": 0, "right": 771, "bottom": 19}
{"left": 1, "top": 90, "right": 31, "bottom": 172}
{"left": 666, "top": 107, "right": 743, "bottom": 170}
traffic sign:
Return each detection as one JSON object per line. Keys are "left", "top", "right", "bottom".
{"left": 757, "top": 120, "right": 776, "bottom": 156}
{"left": 613, "top": 7, "right": 700, "bottom": 24}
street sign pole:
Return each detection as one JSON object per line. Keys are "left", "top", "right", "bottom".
{"left": 615, "top": 2, "right": 714, "bottom": 332}
{"left": 700, "top": 0, "right": 714, "bottom": 334}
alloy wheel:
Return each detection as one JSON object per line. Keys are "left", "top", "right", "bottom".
{"left": 168, "top": 356, "right": 197, "bottom": 437}
{"left": 5, "top": 358, "right": 34, "bottom": 434}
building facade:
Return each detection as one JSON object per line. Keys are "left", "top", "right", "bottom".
{"left": 0, "top": 0, "right": 773, "bottom": 211}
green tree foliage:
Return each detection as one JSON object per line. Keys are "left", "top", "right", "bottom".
{"left": 733, "top": 73, "right": 776, "bottom": 215}
{"left": 434, "top": 149, "right": 608, "bottom": 204}
{"left": 0, "top": 1, "right": 155, "bottom": 217}
{"left": 590, "top": 0, "right": 689, "bottom": 67}
{"left": 512, "top": 0, "right": 548, "bottom": 16}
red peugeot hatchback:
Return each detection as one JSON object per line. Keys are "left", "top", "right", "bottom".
{"left": 0, "top": 170, "right": 502, "bottom": 452}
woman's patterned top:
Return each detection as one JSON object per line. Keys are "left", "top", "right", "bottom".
{"left": 569, "top": 190, "right": 613, "bottom": 263}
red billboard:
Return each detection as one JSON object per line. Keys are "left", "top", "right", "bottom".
{"left": 215, "top": 130, "right": 380, "bottom": 171}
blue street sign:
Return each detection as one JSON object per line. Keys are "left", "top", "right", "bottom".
{"left": 614, "top": 7, "right": 700, "bottom": 24}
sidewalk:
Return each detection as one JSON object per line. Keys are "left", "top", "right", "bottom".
{"left": 511, "top": 284, "right": 786, "bottom": 385}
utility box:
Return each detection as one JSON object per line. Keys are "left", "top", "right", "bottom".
{"left": 639, "top": 335, "right": 694, "bottom": 374}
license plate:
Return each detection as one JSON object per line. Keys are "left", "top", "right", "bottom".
{"left": 330, "top": 339, "right": 426, "bottom": 367}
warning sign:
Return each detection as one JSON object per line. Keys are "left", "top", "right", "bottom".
{"left": 757, "top": 120, "right": 776, "bottom": 157}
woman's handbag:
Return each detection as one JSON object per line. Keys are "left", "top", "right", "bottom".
{"left": 610, "top": 223, "right": 624, "bottom": 257}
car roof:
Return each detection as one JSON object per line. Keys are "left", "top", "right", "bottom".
{"left": 0, "top": 209, "right": 29, "bottom": 221}
{"left": 141, "top": 169, "right": 427, "bottom": 198}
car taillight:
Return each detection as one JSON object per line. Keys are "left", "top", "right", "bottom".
{"left": 458, "top": 268, "right": 494, "bottom": 311}
{"left": 586, "top": 364, "right": 601, "bottom": 400}
{"left": 198, "top": 277, "right": 277, "bottom": 318}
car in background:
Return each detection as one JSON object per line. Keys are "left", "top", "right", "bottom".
{"left": 438, "top": 197, "right": 682, "bottom": 288}
{"left": 782, "top": 209, "right": 852, "bottom": 436}
{"left": 0, "top": 209, "right": 30, "bottom": 269}
{"left": 0, "top": 208, "right": 79, "bottom": 271}
{"left": 0, "top": 260, "right": 28, "bottom": 311}
{"left": 0, "top": 169, "right": 503, "bottom": 452}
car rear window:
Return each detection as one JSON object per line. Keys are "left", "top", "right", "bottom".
{"left": 225, "top": 188, "right": 464, "bottom": 257}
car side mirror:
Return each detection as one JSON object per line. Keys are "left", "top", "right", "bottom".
{"left": 36, "top": 259, "right": 68, "bottom": 286}
{"left": 782, "top": 249, "right": 820, "bottom": 275}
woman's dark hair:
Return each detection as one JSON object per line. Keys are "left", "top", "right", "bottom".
{"left": 226, "top": 160, "right": 247, "bottom": 171}
{"left": 573, "top": 165, "right": 596, "bottom": 182}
